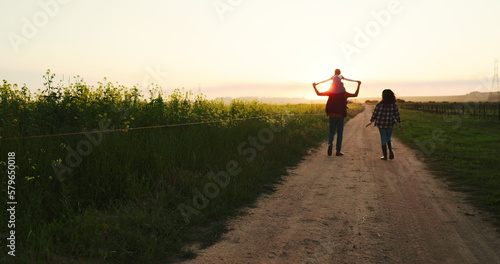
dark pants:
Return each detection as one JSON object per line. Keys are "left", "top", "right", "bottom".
{"left": 328, "top": 117, "right": 344, "bottom": 151}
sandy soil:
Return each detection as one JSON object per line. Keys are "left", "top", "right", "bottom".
{"left": 181, "top": 106, "right": 500, "bottom": 264}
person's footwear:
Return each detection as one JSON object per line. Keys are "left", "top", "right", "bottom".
{"left": 336, "top": 151, "right": 344, "bottom": 156}
{"left": 327, "top": 144, "right": 333, "bottom": 156}
{"left": 387, "top": 142, "right": 394, "bottom": 160}
{"left": 381, "top": 145, "right": 388, "bottom": 160}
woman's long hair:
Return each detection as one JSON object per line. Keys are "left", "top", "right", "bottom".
{"left": 381, "top": 89, "right": 396, "bottom": 104}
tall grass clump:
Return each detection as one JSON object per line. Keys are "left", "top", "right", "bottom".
{"left": 0, "top": 70, "right": 363, "bottom": 263}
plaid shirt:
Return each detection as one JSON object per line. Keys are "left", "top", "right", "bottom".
{"left": 370, "top": 102, "right": 401, "bottom": 128}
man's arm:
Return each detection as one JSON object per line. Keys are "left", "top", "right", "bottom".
{"left": 345, "top": 81, "right": 361, "bottom": 98}
{"left": 312, "top": 83, "right": 331, "bottom": 96}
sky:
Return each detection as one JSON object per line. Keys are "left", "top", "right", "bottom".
{"left": 1, "top": 0, "right": 499, "bottom": 100}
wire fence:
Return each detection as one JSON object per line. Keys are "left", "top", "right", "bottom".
{"left": 399, "top": 102, "right": 500, "bottom": 119}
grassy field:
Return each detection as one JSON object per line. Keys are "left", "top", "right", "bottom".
{"left": 0, "top": 73, "right": 364, "bottom": 263}
{"left": 394, "top": 108, "right": 500, "bottom": 222}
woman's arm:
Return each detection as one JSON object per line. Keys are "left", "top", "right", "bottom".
{"left": 370, "top": 106, "right": 378, "bottom": 123}
{"left": 394, "top": 104, "right": 403, "bottom": 130}
{"left": 394, "top": 104, "right": 402, "bottom": 123}
{"left": 366, "top": 102, "right": 379, "bottom": 127}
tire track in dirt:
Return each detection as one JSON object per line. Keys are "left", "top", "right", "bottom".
{"left": 180, "top": 105, "right": 500, "bottom": 264}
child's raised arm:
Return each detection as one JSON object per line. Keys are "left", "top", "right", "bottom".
{"left": 315, "top": 76, "right": 333, "bottom": 85}
{"left": 342, "top": 76, "right": 360, "bottom": 82}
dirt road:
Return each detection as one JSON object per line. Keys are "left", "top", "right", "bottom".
{"left": 181, "top": 106, "right": 500, "bottom": 264}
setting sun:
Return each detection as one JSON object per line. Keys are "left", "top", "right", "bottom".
{"left": 1, "top": 0, "right": 499, "bottom": 99}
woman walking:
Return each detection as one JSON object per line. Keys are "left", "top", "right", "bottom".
{"left": 366, "top": 89, "right": 402, "bottom": 160}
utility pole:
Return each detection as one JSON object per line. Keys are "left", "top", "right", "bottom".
{"left": 493, "top": 59, "right": 499, "bottom": 94}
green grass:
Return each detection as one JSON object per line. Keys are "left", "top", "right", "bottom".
{"left": 0, "top": 72, "right": 364, "bottom": 263}
{"left": 394, "top": 108, "right": 500, "bottom": 222}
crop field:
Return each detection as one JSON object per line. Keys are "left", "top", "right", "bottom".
{"left": 0, "top": 72, "right": 363, "bottom": 263}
